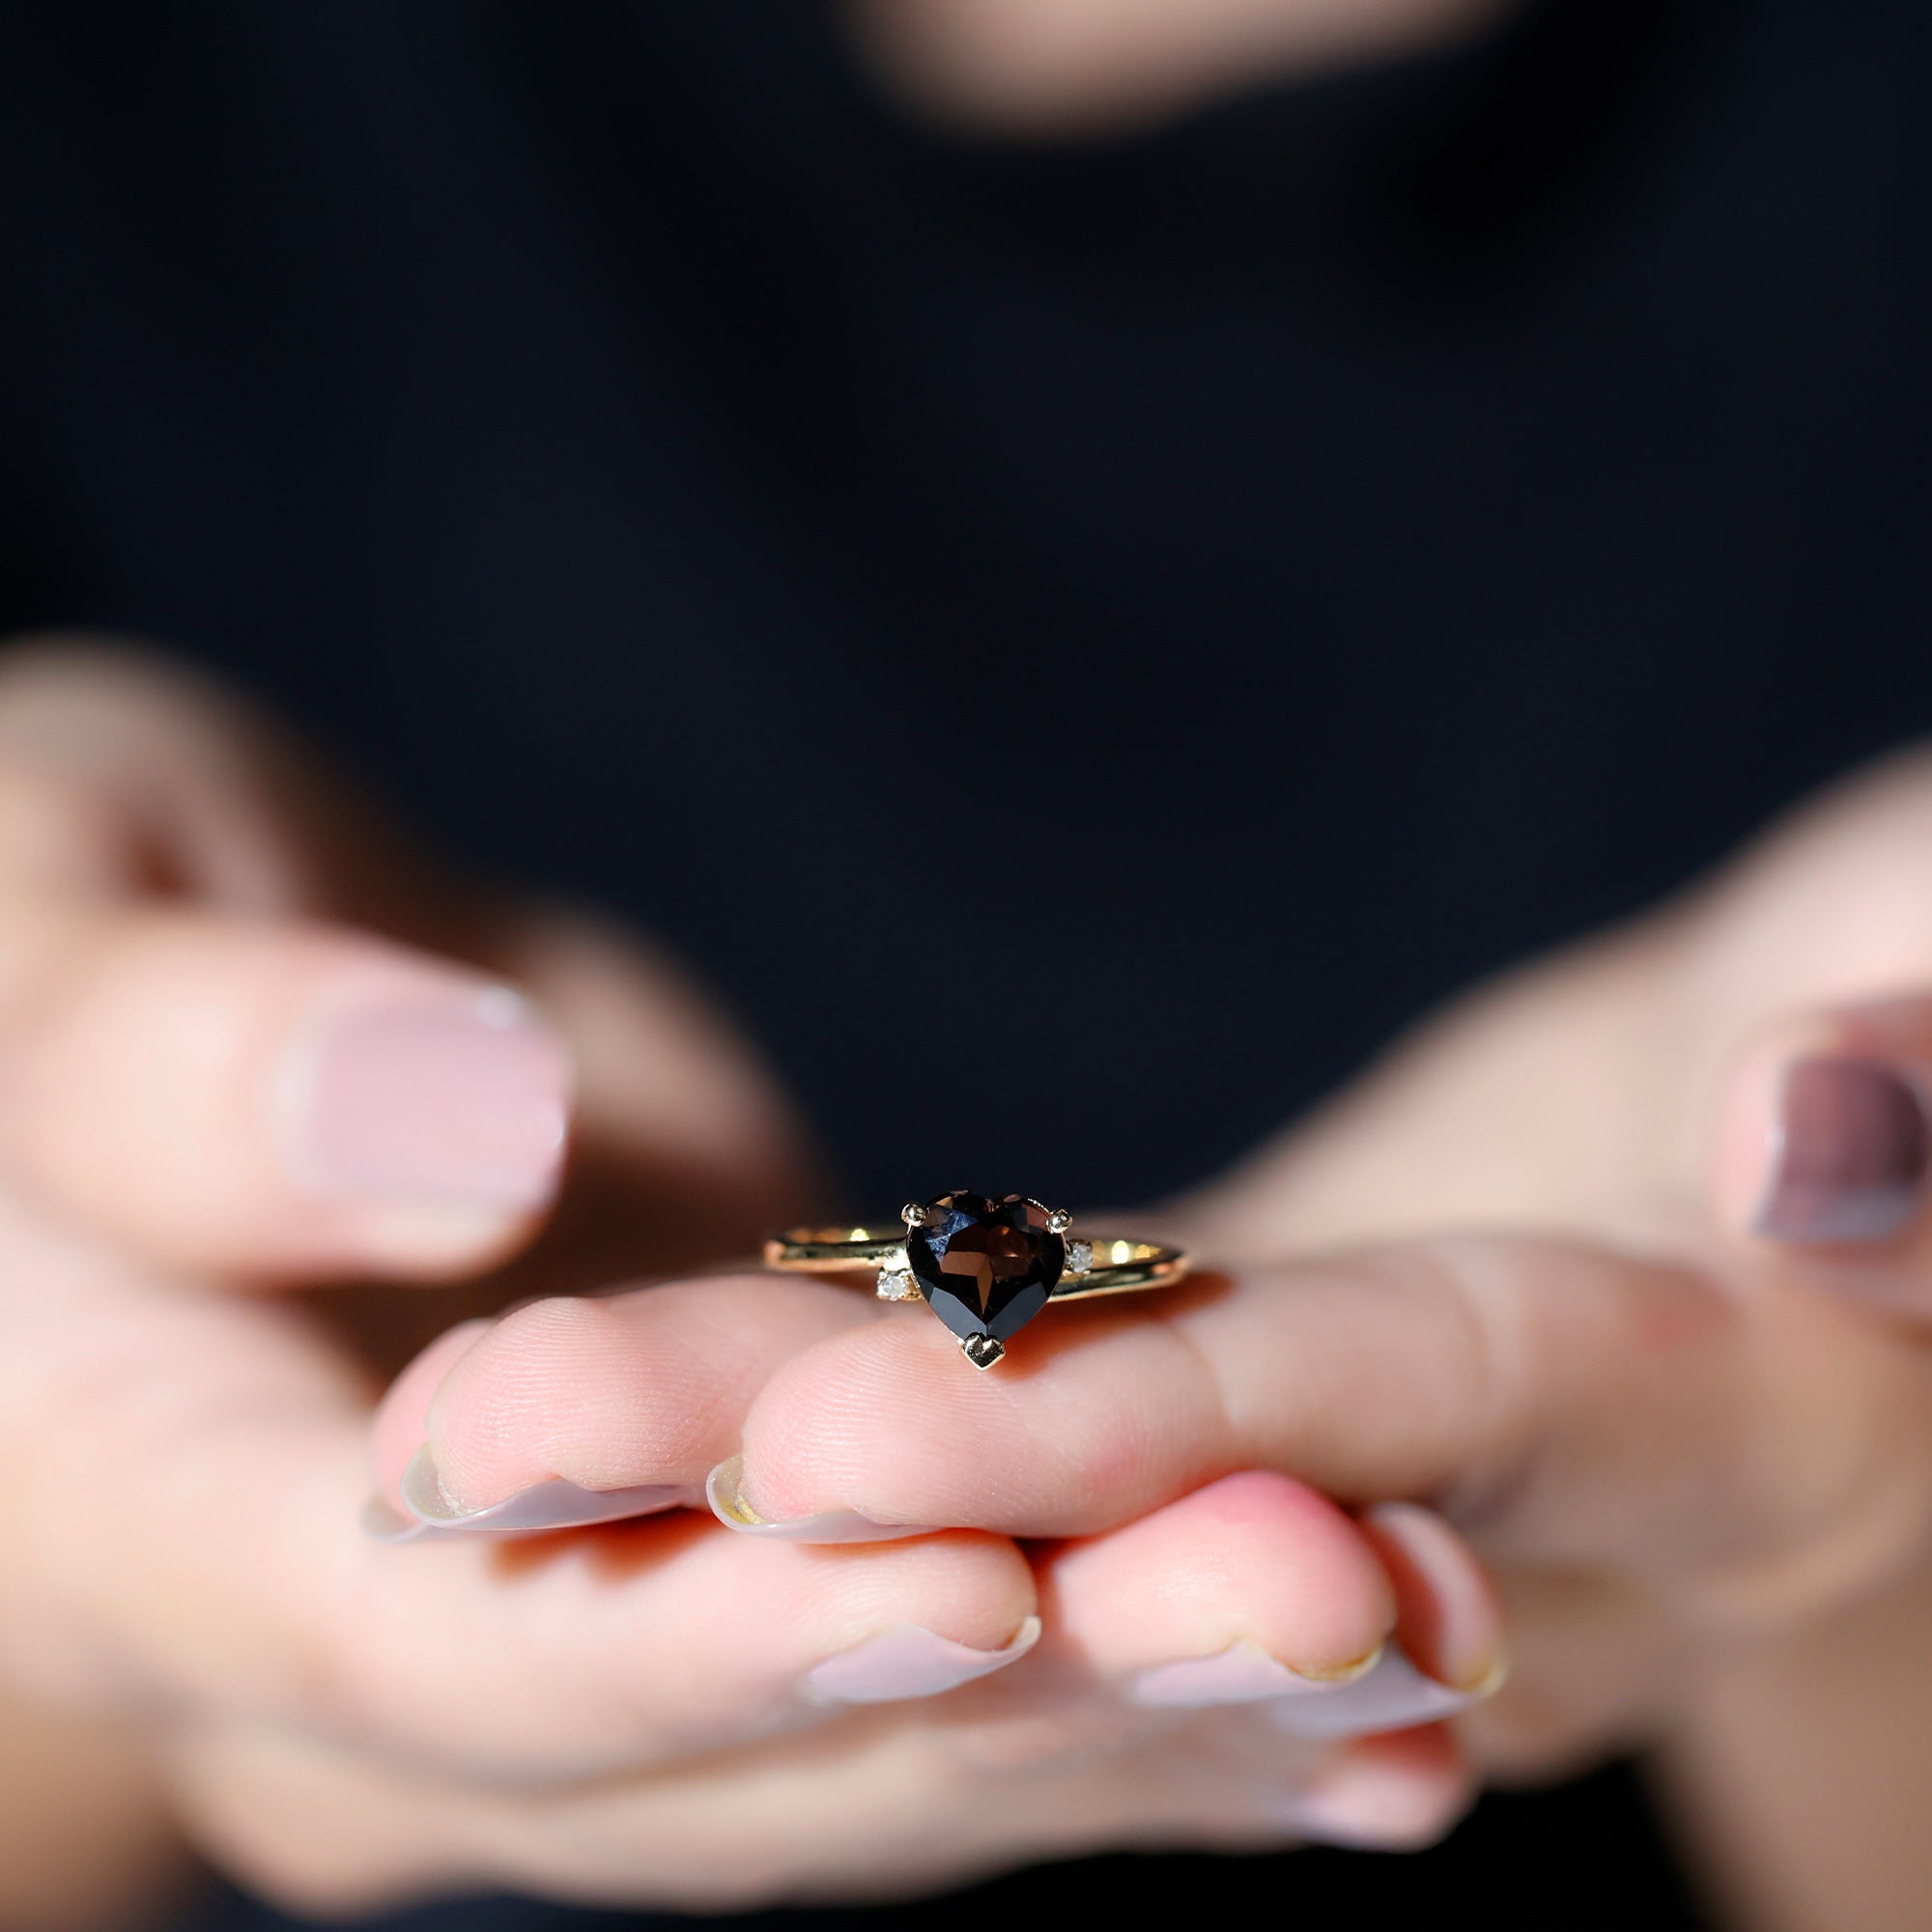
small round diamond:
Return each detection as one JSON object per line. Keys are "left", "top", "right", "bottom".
{"left": 877, "top": 1266, "right": 919, "bottom": 1302}
{"left": 1065, "top": 1238, "right": 1094, "bottom": 1276}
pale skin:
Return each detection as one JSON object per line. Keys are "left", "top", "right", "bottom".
{"left": 843, "top": 0, "right": 1510, "bottom": 132}
{"left": 0, "top": 10, "right": 1918, "bottom": 1928}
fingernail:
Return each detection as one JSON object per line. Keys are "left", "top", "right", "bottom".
{"left": 1755, "top": 1056, "right": 1931, "bottom": 1245}
{"left": 395, "top": 1444, "right": 691, "bottom": 1534}
{"left": 705, "top": 1455, "right": 935, "bottom": 1544}
{"left": 1276, "top": 1752, "right": 1469, "bottom": 1850}
{"left": 358, "top": 1494, "right": 425, "bottom": 1544}
{"left": 1363, "top": 1501, "right": 1507, "bottom": 1696}
{"left": 804, "top": 1617, "right": 1041, "bottom": 1705}
{"left": 1128, "top": 1638, "right": 1380, "bottom": 1710}
{"left": 283, "top": 985, "right": 569, "bottom": 1211}
{"left": 1264, "top": 1644, "right": 1502, "bottom": 1741}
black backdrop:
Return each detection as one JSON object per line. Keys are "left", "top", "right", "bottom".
{"left": 8, "top": 0, "right": 1930, "bottom": 1923}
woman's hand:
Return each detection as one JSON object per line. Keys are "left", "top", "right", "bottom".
{"left": 25, "top": 639, "right": 1932, "bottom": 1920}
{"left": 0, "top": 640, "right": 819, "bottom": 1919}
{"left": 0, "top": 645, "right": 1499, "bottom": 1919}
{"left": 704, "top": 750, "right": 1932, "bottom": 1746}
{"left": 393, "top": 746, "right": 1932, "bottom": 1922}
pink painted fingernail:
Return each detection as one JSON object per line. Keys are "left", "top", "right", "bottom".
{"left": 283, "top": 985, "right": 569, "bottom": 1209}
{"left": 705, "top": 1455, "right": 935, "bottom": 1544}
{"left": 1129, "top": 1639, "right": 1381, "bottom": 1709}
{"left": 391, "top": 1444, "right": 691, "bottom": 1535}
{"left": 804, "top": 1617, "right": 1041, "bottom": 1705}
{"left": 1264, "top": 1645, "right": 1501, "bottom": 1740}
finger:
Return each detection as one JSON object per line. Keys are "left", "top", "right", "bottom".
{"left": 0, "top": 644, "right": 807, "bottom": 1285}
{"left": 1038, "top": 1472, "right": 1503, "bottom": 1739}
{"left": 0, "top": 644, "right": 807, "bottom": 1193}
{"left": 342, "top": 1522, "right": 1043, "bottom": 1773}
{"left": 1460, "top": 1566, "right": 1685, "bottom": 1780}
{"left": 1181, "top": 749, "right": 1932, "bottom": 1269}
{"left": 368, "top": 1275, "right": 875, "bottom": 1534}
{"left": 169, "top": 1691, "right": 1470, "bottom": 1918}
{"left": 362, "top": 1318, "right": 495, "bottom": 1538}
{"left": 0, "top": 901, "right": 567, "bottom": 1280}
{"left": 1716, "top": 993, "right": 1932, "bottom": 1319}
{"left": 1277, "top": 1724, "right": 1474, "bottom": 1852}
{"left": 1360, "top": 1500, "right": 1509, "bottom": 1701}
{"left": 469, "top": 904, "right": 816, "bottom": 1289}
{"left": 0, "top": 640, "right": 431, "bottom": 917}
{"left": 1040, "top": 1470, "right": 1395, "bottom": 1699}
{"left": 8, "top": 1203, "right": 1040, "bottom": 1779}
{"left": 717, "top": 1235, "right": 1932, "bottom": 1613}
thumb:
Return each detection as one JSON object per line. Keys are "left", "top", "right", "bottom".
{"left": 1717, "top": 993, "right": 1932, "bottom": 1321}
{"left": 1185, "top": 746, "right": 1932, "bottom": 1267}
{"left": 0, "top": 643, "right": 568, "bottom": 1280}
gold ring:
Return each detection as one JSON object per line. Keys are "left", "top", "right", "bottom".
{"left": 763, "top": 1190, "right": 1189, "bottom": 1370}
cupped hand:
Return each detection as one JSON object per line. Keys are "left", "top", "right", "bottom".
{"left": 0, "top": 645, "right": 1493, "bottom": 1920}
{"left": 402, "top": 745, "right": 1932, "bottom": 1918}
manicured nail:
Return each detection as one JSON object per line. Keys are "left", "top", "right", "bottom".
{"left": 283, "top": 985, "right": 569, "bottom": 1210}
{"left": 394, "top": 1444, "right": 690, "bottom": 1534}
{"left": 1755, "top": 1057, "right": 1931, "bottom": 1245}
{"left": 1275, "top": 1752, "right": 1467, "bottom": 1850}
{"left": 705, "top": 1455, "right": 935, "bottom": 1544}
{"left": 804, "top": 1617, "right": 1041, "bottom": 1705}
{"left": 1363, "top": 1501, "right": 1508, "bottom": 1696}
{"left": 1129, "top": 1638, "right": 1381, "bottom": 1710}
{"left": 358, "top": 1494, "right": 425, "bottom": 1544}
{"left": 1264, "top": 1644, "right": 1502, "bottom": 1741}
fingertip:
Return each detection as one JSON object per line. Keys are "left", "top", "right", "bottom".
{"left": 2, "top": 913, "right": 573, "bottom": 1283}
{"left": 369, "top": 1318, "right": 493, "bottom": 1501}
{"left": 1361, "top": 1501, "right": 1507, "bottom": 1697}
{"left": 419, "top": 1293, "right": 666, "bottom": 1510}
{"left": 274, "top": 973, "right": 572, "bottom": 1263}
{"left": 1281, "top": 1727, "right": 1474, "bottom": 1851}
{"left": 806, "top": 1529, "right": 1043, "bottom": 1663}
{"left": 801, "top": 1614, "right": 1040, "bottom": 1706}
{"left": 705, "top": 1453, "right": 935, "bottom": 1542}
{"left": 1047, "top": 1469, "right": 1397, "bottom": 1692}
{"left": 732, "top": 1310, "right": 1183, "bottom": 1535}
{"left": 408, "top": 1274, "right": 870, "bottom": 1521}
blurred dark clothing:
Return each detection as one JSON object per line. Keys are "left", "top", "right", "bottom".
{"left": 4, "top": 0, "right": 1926, "bottom": 1924}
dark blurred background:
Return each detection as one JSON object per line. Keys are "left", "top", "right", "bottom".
{"left": 6, "top": 0, "right": 1930, "bottom": 1923}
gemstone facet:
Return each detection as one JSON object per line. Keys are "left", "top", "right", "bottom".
{"left": 905, "top": 1191, "right": 1066, "bottom": 1346}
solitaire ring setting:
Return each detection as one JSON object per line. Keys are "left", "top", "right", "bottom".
{"left": 764, "top": 1191, "right": 1189, "bottom": 1369}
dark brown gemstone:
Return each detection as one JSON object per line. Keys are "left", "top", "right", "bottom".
{"left": 906, "top": 1191, "right": 1065, "bottom": 1344}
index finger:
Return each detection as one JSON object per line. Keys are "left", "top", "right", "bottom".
{"left": 712, "top": 1236, "right": 1932, "bottom": 1604}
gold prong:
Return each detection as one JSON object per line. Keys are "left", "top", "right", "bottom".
{"left": 901, "top": 1201, "right": 928, "bottom": 1229}
{"left": 960, "top": 1334, "right": 1006, "bottom": 1371}
{"left": 1046, "top": 1207, "right": 1073, "bottom": 1235}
